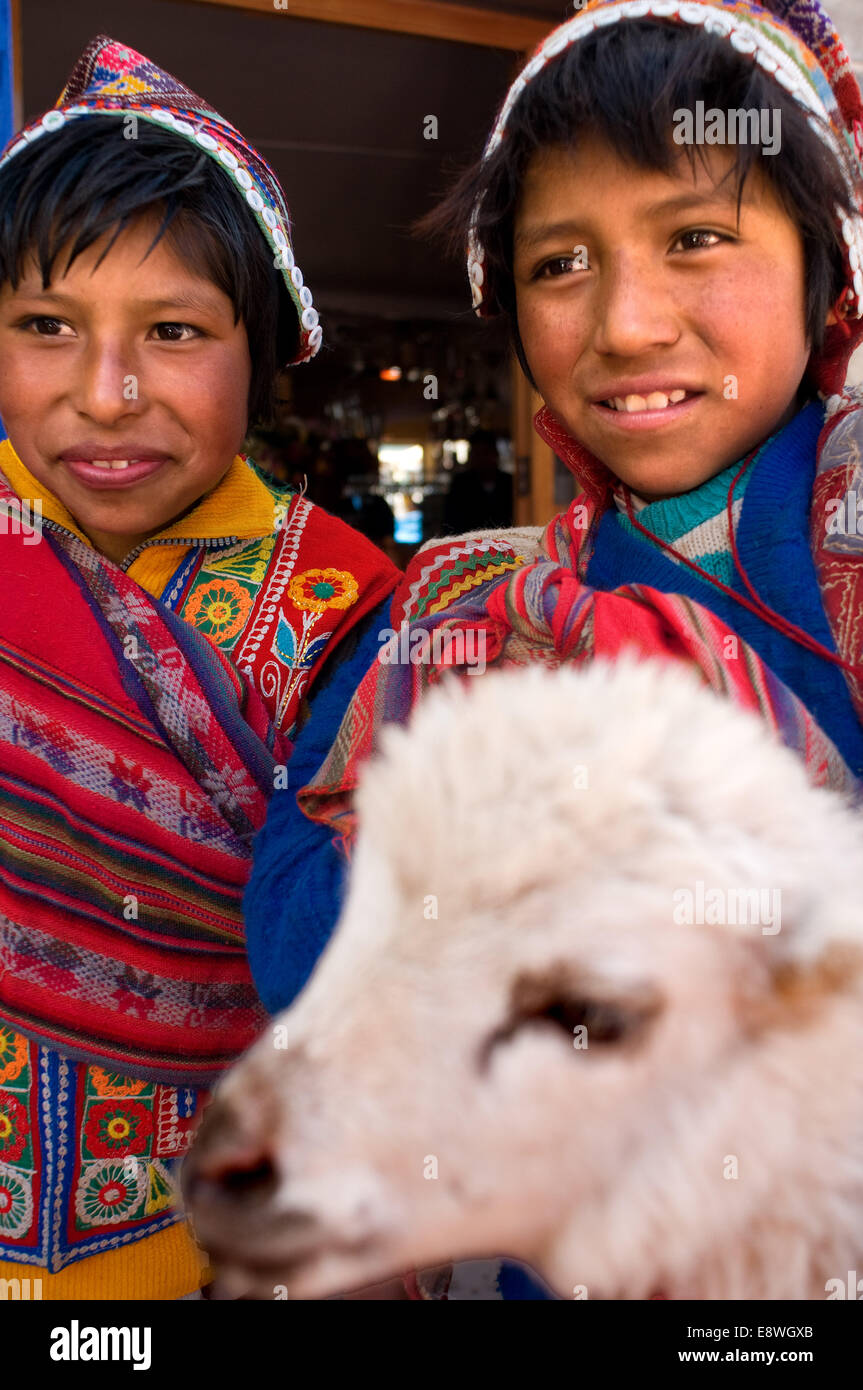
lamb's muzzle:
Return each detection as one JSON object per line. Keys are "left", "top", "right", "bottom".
{"left": 184, "top": 659, "right": 863, "bottom": 1300}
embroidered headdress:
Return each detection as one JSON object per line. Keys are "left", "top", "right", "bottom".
{"left": 0, "top": 34, "right": 321, "bottom": 363}
{"left": 467, "top": 0, "right": 863, "bottom": 333}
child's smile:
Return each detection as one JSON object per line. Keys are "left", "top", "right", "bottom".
{"left": 0, "top": 216, "right": 252, "bottom": 563}
{"left": 513, "top": 135, "right": 824, "bottom": 500}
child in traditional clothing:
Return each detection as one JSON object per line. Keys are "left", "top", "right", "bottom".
{"left": 0, "top": 35, "right": 398, "bottom": 1297}
{"left": 244, "top": 0, "right": 863, "bottom": 1298}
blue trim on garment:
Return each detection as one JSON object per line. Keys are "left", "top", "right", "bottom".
{"left": 585, "top": 400, "right": 863, "bottom": 777}
{"left": 498, "top": 1261, "right": 557, "bottom": 1300}
{"left": 244, "top": 598, "right": 391, "bottom": 1014}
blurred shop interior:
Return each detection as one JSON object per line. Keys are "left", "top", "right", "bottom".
{"left": 9, "top": 0, "right": 577, "bottom": 565}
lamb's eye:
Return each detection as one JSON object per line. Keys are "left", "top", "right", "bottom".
{"left": 537, "top": 997, "right": 632, "bottom": 1043}
{"left": 479, "top": 973, "right": 661, "bottom": 1070}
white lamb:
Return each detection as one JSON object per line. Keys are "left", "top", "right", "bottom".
{"left": 184, "top": 658, "right": 863, "bottom": 1300}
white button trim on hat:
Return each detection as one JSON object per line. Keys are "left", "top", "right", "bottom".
{"left": 1, "top": 90, "right": 322, "bottom": 366}
{"left": 730, "top": 29, "right": 757, "bottom": 55}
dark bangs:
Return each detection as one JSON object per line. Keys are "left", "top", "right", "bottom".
{"left": 0, "top": 115, "right": 300, "bottom": 427}
{"left": 422, "top": 19, "right": 859, "bottom": 355}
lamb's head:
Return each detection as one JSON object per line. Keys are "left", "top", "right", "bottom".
{"left": 184, "top": 658, "right": 863, "bottom": 1300}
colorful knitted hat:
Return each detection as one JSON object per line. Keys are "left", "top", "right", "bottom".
{"left": 467, "top": 0, "right": 863, "bottom": 335}
{"left": 0, "top": 34, "right": 321, "bottom": 364}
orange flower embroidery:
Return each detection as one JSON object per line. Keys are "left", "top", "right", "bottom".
{"left": 184, "top": 577, "right": 253, "bottom": 643}
{"left": 288, "top": 568, "right": 359, "bottom": 614}
{"left": 0, "top": 1029, "right": 28, "bottom": 1085}
{"left": 89, "top": 1067, "right": 149, "bottom": 1098}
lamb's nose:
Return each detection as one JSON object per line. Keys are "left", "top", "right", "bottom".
{"left": 186, "top": 1149, "right": 280, "bottom": 1209}
{"left": 182, "top": 1103, "right": 281, "bottom": 1214}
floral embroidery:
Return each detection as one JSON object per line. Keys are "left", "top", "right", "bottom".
{"left": 205, "top": 536, "right": 276, "bottom": 587}
{"left": 0, "top": 1092, "right": 29, "bottom": 1163}
{"left": 145, "top": 1159, "right": 176, "bottom": 1216}
{"left": 89, "top": 1068, "right": 149, "bottom": 1099}
{"left": 184, "top": 577, "right": 253, "bottom": 645}
{"left": 75, "top": 1160, "right": 148, "bottom": 1227}
{"left": 288, "top": 568, "right": 358, "bottom": 614}
{"left": 0, "top": 1029, "right": 28, "bottom": 1085}
{"left": 0, "top": 1165, "right": 32, "bottom": 1238}
{"left": 83, "top": 1100, "right": 154, "bottom": 1158}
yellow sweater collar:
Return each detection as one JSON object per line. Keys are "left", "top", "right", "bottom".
{"left": 0, "top": 438, "right": 278, "bottom": 553}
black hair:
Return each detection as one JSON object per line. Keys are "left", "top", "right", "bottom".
{"left": 0, "top": 114, "right": 300, "bottom": 427}
{"left": 421, "top": 18, "right": 859, "bottom": 374}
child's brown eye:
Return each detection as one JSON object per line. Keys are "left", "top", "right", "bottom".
{"left": 25, "top": 316, "right": 69, "bottom": 336}
{"left": 538, "top": 256, "right": 580, "bottom": 279}
{"left": 154, "top": 322, "right": 199, "bottom": 342}
{"left": 675, "top": 229, "right": 723, "bottom": 252}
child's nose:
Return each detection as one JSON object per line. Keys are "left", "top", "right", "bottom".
{"left": 73, "top": 339, "right": 144, "bottom": 423}
{"left": 591, "top": 258, "right": 680, "bottom": 358}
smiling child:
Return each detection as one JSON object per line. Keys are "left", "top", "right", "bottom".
{"left": 0, "top": 36, "right": 398, "bottom": 1297}
{"left": 244, "top": 0, "right": 863, "bottom": 1299}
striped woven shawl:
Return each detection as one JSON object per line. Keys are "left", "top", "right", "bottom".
{"left": 298, "top": 402, "right": 863, "bottom": 841}
{"left": 0, "top": 485, "right": 288, "bottom": 1085}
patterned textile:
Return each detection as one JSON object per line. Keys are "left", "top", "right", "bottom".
{"left": 298, "top": 500, "right": 858, "bottom": 842}
{"left": 0, "top": 1029, "right": 204, "bottom": 1271}
{"left": 166, "top": 514, "right": 368, "bottom": 736}
{"left": 0, "top": 34, "right": 321, "bottom": 364}
{"left": 0, "top": 447, "right": 396, "bottom": 1036}
{"left": 0, "top": 447, "right": 397, "bottom": 1271}
{"left": 0, "top": 483, "right": 279, "bottom": 1083}
{"left": 611, "top": 441, "right": 761, "bottom": 583}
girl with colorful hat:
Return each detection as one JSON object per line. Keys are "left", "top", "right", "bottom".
{"left": 0, "top": 35, "right": 398, "bottom": 1297}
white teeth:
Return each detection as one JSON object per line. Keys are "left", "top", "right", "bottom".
{"left": 90, "top": 460, "right": 130, "bottom": 469}
{"left": 110, "top": 461, "right": 130, "bottom": 470}
{"left": 606, "top": 390, "right": 690, "bottom": 413}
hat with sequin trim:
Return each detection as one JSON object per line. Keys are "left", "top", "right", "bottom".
{"left": 0, "top": 34, "right": 321, "bottom": 364}
{"left": 467, "top": 0, "right": 863, "bottom": 329}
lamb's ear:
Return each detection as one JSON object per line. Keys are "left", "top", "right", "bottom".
{"left": 736, "top": 938, "right": 863, "bottom": 1036}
